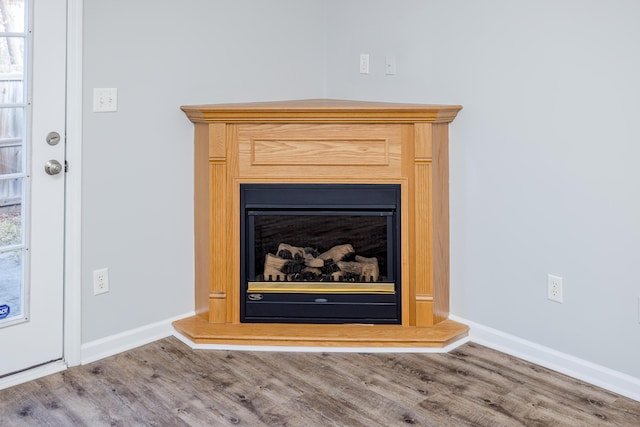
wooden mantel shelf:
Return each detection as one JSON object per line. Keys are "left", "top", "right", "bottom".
{"left": 181, "top": 98, "right": 462, "bottom": 124}
{"left": 177, "top": 98, "right": 467, "bottom": 349}
{"left": 173, "top": 316, "right": 468, "bottom": 348}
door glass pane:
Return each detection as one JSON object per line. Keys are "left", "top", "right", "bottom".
{"left": 0, "top": 202, "right": 21, "bottom": 245}
{"left": 0, "top": 37, "right": 25, "bottom": 81}
{"left": 0, "top": 105, "right": 24, "bottom": 175}
{"left": 0, "top": 1, "right": 25, "bottom": 33}
{"left": 0, "top": 143, "right": 23, "bottom": 174}
{"left": 0, "top": 249, "right": 23, "bottom": 321}
{"left": 0, "top": 0, "right": 26, "bottom": 327}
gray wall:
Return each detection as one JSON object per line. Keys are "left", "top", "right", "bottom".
{"left": 83, "top": 0, "right": 640, "bottom": 380}
{"left": 325, "top": 0, "right": 640, "bottom": 378}
{"left": 82, "top": 0, "right": 327, "bottom": 342}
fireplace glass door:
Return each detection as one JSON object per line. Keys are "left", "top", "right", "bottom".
{"left": 240, "top": 184, "right": 401, "bottom": 324}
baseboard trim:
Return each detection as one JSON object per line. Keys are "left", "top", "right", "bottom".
{"left": 80, "top": 312, "right": 195, "bottom": 365}
{"left": 450, "top": 315, "right": 640, "bottom": 402}
{"left": 0, "top": 361, "right": 67, "bottom": 391}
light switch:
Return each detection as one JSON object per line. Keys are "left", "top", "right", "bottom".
{"left": 93, "top": 88, "right": 118, "bottom": 112}
{"left": 359, "top": 54, "right": 370, "bottom": 74}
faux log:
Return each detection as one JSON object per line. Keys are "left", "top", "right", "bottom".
{"left": 318, "top": 244, "right": 354, "bottom": 262}
{"left": 303, "top": 266, "right": 322, "bottom": 276}
{"left": 263, "top": 243, "right": 382, "bottom": 283}
{"left": 337, "top": 256, "right": 379, "bottom": 281}
{"left": 277, "top": 243, "right": 324, "bottom": 268}
{"left": 264, "top": 253, "right": 288, "bottom": 281}
{"left": 304, "top": 256, "right": 324, "bottom": 268}
{"left": 277, "top": 243, "right": 305, "bottom": 259}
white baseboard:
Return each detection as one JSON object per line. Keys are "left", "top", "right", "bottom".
{"left": 450, "top": 315, "right": 640, "bottom": 403}
{"left": 0, "top": 361, "right": 67, "bottom": 391}
{"left": 80, "top": 312, "right": 195, "bottom": 365}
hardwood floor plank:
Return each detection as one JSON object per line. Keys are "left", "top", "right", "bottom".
{"left": 1, "top": 337, "right": 638, "bottom": 427}
{"left": 449, "top": 344, "right": 640, "bottom": 426}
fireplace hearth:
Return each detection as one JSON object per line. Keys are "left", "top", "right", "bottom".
{"left": 174, "top": 99, "right": 468, "bottom": 348}
{"left": 241, "top": 183, "right": 401, "bottom": 324}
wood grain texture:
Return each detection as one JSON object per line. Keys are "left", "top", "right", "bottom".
{"left": 181, "top": 98, "right": 463, "bottom": 124}
{"left": 193, "top": 123, "right": 211, "bottom": 316}
{"left": 252, "top": 138, "right": 389, "bottom": 166}
{"left": 431, "top": 123, "right": 450, "bottom": 323}
{"left": 413, "top": 122, "right": 434, "bottom": 325}
{"left": 415, "top": 300, "right": 435, "bottom": 328}
{"left": 209, "top": 163, "right": 228, "bottom": 323}
{"left": 399, "top": 178, "right": 412, "bottom": 326}
{"left": 208, "top": 123, "right": 226, "bottom": 159}
{"left": 173, "top": 316, "right": 468, "bottom": 348}
{"left": 237, "top": 123, "right": 403, "bottom": 179}
{"left": 414, "top": 163, "right": 432, "bottom": 298}
{"left": 227, "top": 127, "right": 241, "bottom": 323}
{"left": 1, "top": 337, "right": 638, "bottom": 426}
{"left": 414, "top": 122, "right": 433, "bottom": 160}
{"left": 400, "top": 126, "right": 416, "bottom": 326}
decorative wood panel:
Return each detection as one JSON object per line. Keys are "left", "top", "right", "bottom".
{"left": 414, "top": 162, "right": 433, "bottom": 327}
{"left": 414, "top": 123, "right": 433, "bottom": 159}
{"left": 251, "top": 138, "right": 389, "bottom": 166}
{"left": 193, "top": 123, "right": 210, "bottom": 317}
{"left": 237, "top": 124, "right": 402, "bottom": 179}
{"left": 208, "top": 162, "right": 227, "bottom": 323}
{"left": 208, "top": 123, "right": 226, "bottom": 159}
{"left": 432, "top": 123, "right": 450, "bottom": 323}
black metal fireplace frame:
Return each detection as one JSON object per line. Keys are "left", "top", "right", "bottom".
{"left": 240, "top": 183, "right": 401, "bottom": 324}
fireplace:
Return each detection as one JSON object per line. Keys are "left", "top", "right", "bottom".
{"left": 175, "top": 99, "right": 469, "bottom": 348}
{"left": 240, "top": 183, "right": 401, "bottom": 323}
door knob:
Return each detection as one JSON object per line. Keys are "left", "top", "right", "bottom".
{"left": 44, "top": 160, "right": 63, "bottom": 175}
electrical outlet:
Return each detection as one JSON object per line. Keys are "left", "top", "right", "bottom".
{"left": 547, "top": 274, "right": 563, "bottom": 303}
{"left": 93, "top": 268, "right": 109, "bottom": 295}
{"left": 385, "top": 55, "right": 397, "bottom": 75}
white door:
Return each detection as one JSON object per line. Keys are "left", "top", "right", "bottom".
{"left": 0, "top": 0, "right": 66, "bottom": 377}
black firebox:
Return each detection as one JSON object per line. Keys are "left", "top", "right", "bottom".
{"left": 240, "top": 184, "right": 401, "bottom": 324}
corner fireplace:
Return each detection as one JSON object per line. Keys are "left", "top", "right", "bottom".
{"left": 175, "top": 99, "right": 468, "bottom": 348}
{"left": 240, "top": 184, "right": 401, "bottom": 324}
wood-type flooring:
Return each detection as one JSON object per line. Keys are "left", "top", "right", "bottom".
{"left": 1, "top": 337, "right": 638, "bottom": 426}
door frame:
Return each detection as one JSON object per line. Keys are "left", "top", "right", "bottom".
{"left": 64, "top": 0, "right": 83, "bottom": 368}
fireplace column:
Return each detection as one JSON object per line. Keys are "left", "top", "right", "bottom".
{"left": 413, "top": 122, "right": 451, "bottom": 327}
{"left": 193, "top": 122, "right": 230, "bottom": 323}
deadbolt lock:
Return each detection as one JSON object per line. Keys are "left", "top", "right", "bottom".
{"left": 46, "top": 131, "right": 61, "bottom": 146}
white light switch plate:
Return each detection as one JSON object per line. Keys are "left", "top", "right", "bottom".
{"left": 359, "top": 54, "right": 370, "bottom": 74}
{"left": 93, "top": 88, "right": 118, "bottom": 112}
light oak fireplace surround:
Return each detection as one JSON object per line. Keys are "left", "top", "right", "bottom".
{"left": 174, "top": 99, "right": 468, "bottom": 348}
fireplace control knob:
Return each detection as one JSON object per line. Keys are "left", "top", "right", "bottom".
{"left": 248, "top": 294, "right": 263, "bottom": 301}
